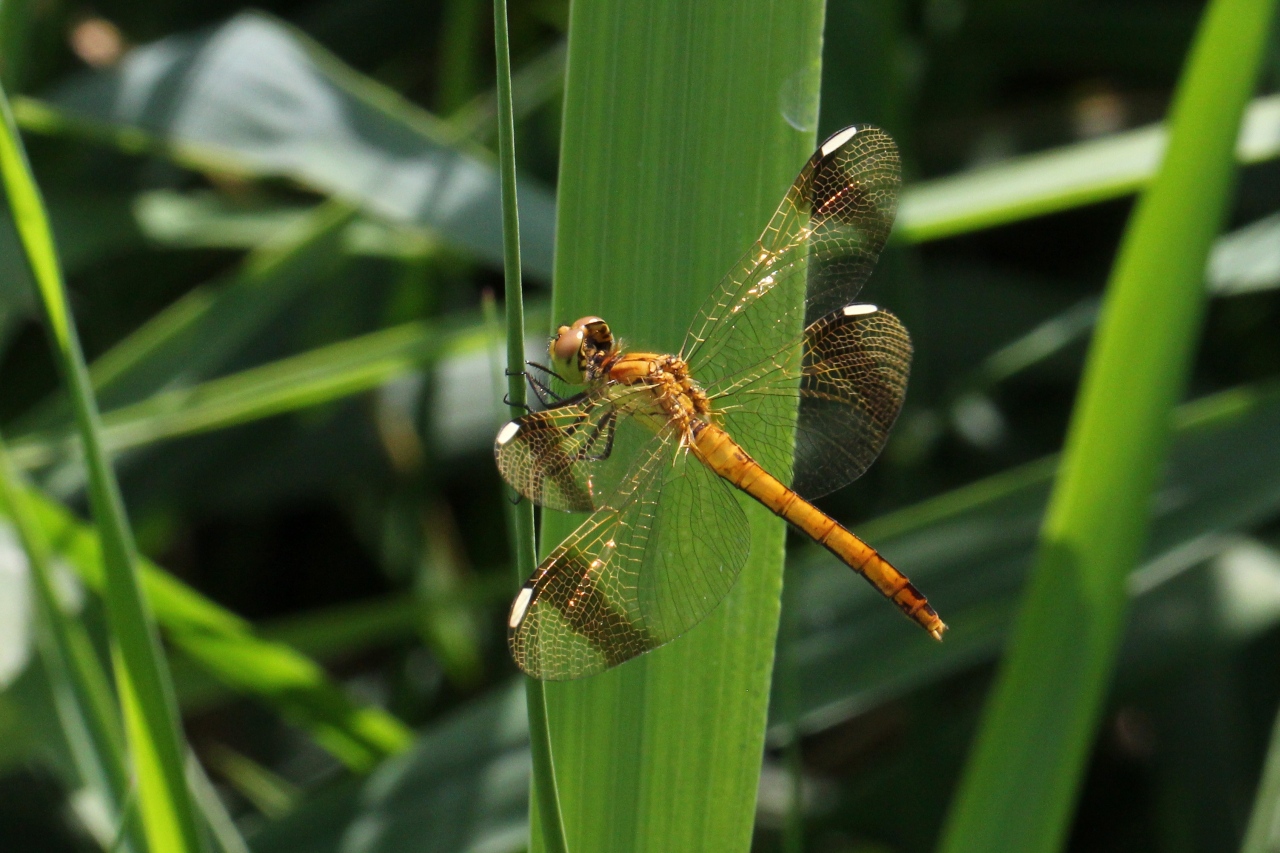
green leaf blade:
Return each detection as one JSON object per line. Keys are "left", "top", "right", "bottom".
{"left": 536, "top": 1, "right": 825, "bottom": 850}
{"left": 938, "top": 0, "right": 1280, "bottom": 850}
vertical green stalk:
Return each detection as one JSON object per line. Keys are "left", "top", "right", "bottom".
{"left": 0, "top": 83, "right": 204, "bottom": 852}
{"left": 0, "top": 435, "right": 143, "bottom": 853}
{"left": 492, "top": 1, "right": 569, "bottom": 851}
{"left": 539, "top": 1, "right": 824, "bottom": 850}
{"left": 938, "top": 0, "right": 1277, "bottom": 851}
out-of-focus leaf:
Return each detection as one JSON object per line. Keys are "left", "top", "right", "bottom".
{"left": 448, "top": 40, "right": 567, "bottom": 143}
{"left": 1, "top": 484, "right": 415, "bottom": 772}
{"left": 38, "top": 11, "right": 555, "bottom": 277}
{"left": 0, "top": 191, "right": 142, "bottom": 332}
{"left": 3, "top": 66, "right": 206, "bottom": 850}
{"left": 17, "top": 201, "right": 355, "bottom": 442}
{"left": 897, "top": 93, "right": 1280, "bottom": 243}
{"left": 133, "top": 191, "right": 438, "bottom": 257}
{"left": 1242, "top": 689, "right": 1280, "bottom": 853}
{"left": 9, "top": 305, "right": 546, "bottom": 472}
{"left": 0, "top": 524, "right": 31, "bottom": 688}
{"left": 779, "top": 379, "right": 1280, "bottom": 733}
{"left": 251, "top": 682, "right": 531, "bottom": 853}
{"left": 1208, "top": 210, "right": 1280, "bottom": 294}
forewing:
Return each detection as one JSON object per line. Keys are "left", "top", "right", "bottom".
{"left": 494, "top": 383, "right": 657, "bottom": 513}
{"left": 708, "top": 304, "right": 911, "bottom": 499}
{"left": 681, "top": 126, "right": 900, "bottom": 391}
{"left": 508, "top": 440, "right": 750, "bottom": 680}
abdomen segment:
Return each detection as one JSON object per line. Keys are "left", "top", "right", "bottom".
{"left": 691, "top": 422, "right": 946, "bottom": 639}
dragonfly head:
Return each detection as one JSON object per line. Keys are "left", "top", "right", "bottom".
{"left": 550, "top": 316, "right": 614, "bottom": 384}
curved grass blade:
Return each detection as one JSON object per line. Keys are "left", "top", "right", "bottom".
{"left": 939, "top": 0, "right": 1279, "bottom": 850}
{"left": 8, "top": 484, "right": 413, "bottom": 770}
{"left": 0, "top": 80, "right": 202, "bottom": 852}
{"left": 0, "top": 435, "right": 142, "bottom": 853}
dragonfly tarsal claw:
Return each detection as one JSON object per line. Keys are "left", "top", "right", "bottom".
{"left": 501, "top": 393, "right": 531, "bottom": 414}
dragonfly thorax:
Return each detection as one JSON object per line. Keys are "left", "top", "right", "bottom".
{"left": 606, "top": 352, "right": 712, "bottom": 442}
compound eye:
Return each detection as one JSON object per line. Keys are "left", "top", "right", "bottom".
{"left": 550, "top": 325, "right": 581, "bottom": 365}
{"left": 549, "top": 324, "right": 587, "bottom": 384}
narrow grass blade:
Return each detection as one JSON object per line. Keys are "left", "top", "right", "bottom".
{"left": 0, "top": 80, "right": 204, "bottom": 852}
{"left": 0, "top": 434, "right": 142, "bottom": 853}
{"left": 491, "top": 0, "right": 568, "bottom": 848}
{"left": 939, "top": 1, "right": 1278, "bottom": 851}
{"left": 15, "top": 200, "right": 355, "bottom": 437}
{"left": 538, "top": 2, "right": 824, "bottom": 850}
{"left": 9, "top": 319, "right": 469, "bottom": 470}
{"left": 897, "top": 93, "right": 1280, "bottom": 243}
{"left": 8, "top": 485, "right": 414, "bottom": 770}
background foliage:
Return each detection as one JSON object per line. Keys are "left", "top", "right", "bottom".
{"left": 1, "top": 0, "right": 1279, "bottom": 851}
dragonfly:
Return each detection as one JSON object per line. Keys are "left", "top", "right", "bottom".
{"left": 496, "top": 126, "right": 945, "bottom": 680}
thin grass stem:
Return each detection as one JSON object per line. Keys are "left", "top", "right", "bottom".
{"left": 491, "top": 1, "right": 569, "bottom": 851}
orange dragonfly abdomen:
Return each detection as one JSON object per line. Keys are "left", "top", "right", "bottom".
{"left": 691, "top": 421, "right": 946, "bottom": 640}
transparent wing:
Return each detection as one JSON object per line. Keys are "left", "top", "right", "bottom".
{"left": 708, "top": 303, "right": 911, "bottom": 500}
{"left": 681, "top": 126, "right": 900, "bottom": 393}
{"left": 494, "top": 383, "right": 651, "bottom": 512}
{"left": 508, "top": 435, "right": 750, "bottom": 680}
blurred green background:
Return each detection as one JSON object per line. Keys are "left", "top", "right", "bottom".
{"left": 1, "top": 0, "right": 1279, "bottom": 851}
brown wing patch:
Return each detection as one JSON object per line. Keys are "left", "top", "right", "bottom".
{"left": 707, "top": 303, "right": 911, "bottom": 501}
{"left": 494, "top": 391, "right": 626, "bottom": 513}
{"left": 509, "top": 543, "right": 659, "bottom": 679}
{"left": 681, "top": 126, "right": 902, "bottom": 395}
{"left": 791, "top": 303, "right": 911, "bottom": 497}
{"left": 508, "top": 436, "right": 751, "bottom": 680}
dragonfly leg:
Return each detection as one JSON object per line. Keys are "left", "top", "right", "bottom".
{"left": 506, "top": 364, "right": 565, "bottom": 409}
{"left": 525, "top": 360, "right": 566, "bottom": 382}
{"left": 580, "top": 410, "right": 618, "bottom": 461}
{"left": 501, "top": 392, "right": 531, "bottom": 414}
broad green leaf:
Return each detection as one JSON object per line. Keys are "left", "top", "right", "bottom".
{"left": 536, "top": 1, "right": 824, "bottom": 850}
{"left": 38, "top": 11, "right": 556, "bottom": 278}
